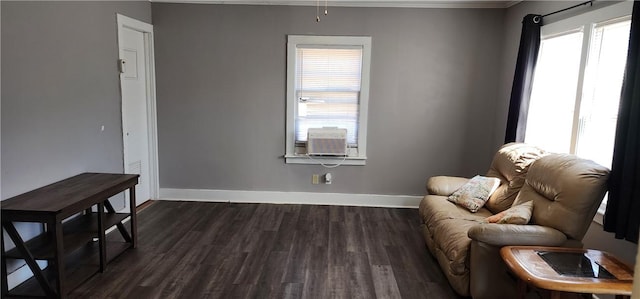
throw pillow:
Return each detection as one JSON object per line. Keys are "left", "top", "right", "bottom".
{"left": 447, "top": 175, "right": 501, "bottom": 213}
{"left": 486, "top": 200, "right": 534, "bottom": 224}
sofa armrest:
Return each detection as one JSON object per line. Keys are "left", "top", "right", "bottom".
{"left": 468, "top": 224, "right": 567, "bottom": 247}
{"left": 426, "top": 176, "right": 470, "bottom": 196}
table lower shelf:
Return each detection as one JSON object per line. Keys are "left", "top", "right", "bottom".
{"left": 4, "top": 241, "right": 132, "bottom": 298}
{"left": 4, "top": 213, "right": 129, "bottom": 260}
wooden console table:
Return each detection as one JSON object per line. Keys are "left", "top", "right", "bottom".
{"left": 1, "top": 173, "right": 139, "bottom": 298}
{"left": 501, "top": 246, "right": 634, "bottom": 299}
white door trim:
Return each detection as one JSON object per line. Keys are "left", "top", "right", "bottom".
{"left": 117, "top": 14, "right": 159, "bottom": 205}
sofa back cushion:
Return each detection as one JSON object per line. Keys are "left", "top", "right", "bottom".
{"left": 512, "top": 154, "right": 609, "bottom": 241}
{"left": 485, "top": 143, "right": 547, "bottom": 214}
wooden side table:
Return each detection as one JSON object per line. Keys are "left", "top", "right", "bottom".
{"left": 1, "top": 173, "right": 139, "bottom": 298}
{"left": 501, "top": 246, "right": 634, "bottom": 299}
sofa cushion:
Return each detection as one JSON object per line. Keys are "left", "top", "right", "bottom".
{"left": 485, "top": 143, "right": 546, "bottom": 214}
{"left": 512, "top": 154, "right": 609, "bottom": 240}
{"left": 426, "top": 176, "right": 470, "bottom": 196}
{"left": 420, "top": 195, "right": 492, "bottom": 277}
{"left": 447, "top": 175, "right": 500, "bottom": 212}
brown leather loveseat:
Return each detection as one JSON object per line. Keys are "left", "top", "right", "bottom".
{"left": 419, "top": 143, "right": 610, "bottom": 298}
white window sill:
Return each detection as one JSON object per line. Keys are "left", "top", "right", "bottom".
{"left": 592, "top": 199, "right": 608, "bottom": 225}
{"left": 593, "top": 210, "right": 605, "bottom": 225}
{"left": 284, "top": 154, "right": 367, "bottom": 166}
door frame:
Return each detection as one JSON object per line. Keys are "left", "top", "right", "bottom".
{"left": 117, "top": 14, "right": 159, "bottom": 207}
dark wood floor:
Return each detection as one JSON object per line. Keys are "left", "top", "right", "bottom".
{"left": 70, "top": 200, "right": 462, "bottom": 299}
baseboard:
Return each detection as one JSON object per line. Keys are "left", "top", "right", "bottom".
{"left": 159, "top": 188, "right": 422, "bottom": 208}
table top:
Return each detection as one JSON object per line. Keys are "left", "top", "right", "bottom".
{"left": 1, "top": 173, "right": 139, "bottom": 217}
{"left": 500, "top": 246, "right": 634, "bottom": 295}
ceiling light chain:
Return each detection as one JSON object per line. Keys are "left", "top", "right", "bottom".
{"left": 316, "top": 0, "right": 328, "bottom": 22}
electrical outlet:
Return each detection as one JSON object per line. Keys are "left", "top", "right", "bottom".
{"left": 324, "top": 173, "right": 332, "bottom": 184}
{"left": 312, "top": 174, "right": 320, "bottom": 185}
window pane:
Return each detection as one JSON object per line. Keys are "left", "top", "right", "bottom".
{"left": 525, "top": 31, "right": 583, "bottom": 153}
{"left": 575, "top": 18, "right": 631, "bottom": 168}
{"left": 296, "top": 93, "right": 359, "bottom": 143}
{"left": 295, "top": 47, "right": 363, "bottom": 145}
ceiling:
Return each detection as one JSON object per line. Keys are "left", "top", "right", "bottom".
{"left": 150, "top": 0, "right": 521, "bottom": 9}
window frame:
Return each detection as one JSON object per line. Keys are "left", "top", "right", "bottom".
{"left": 527, "top": 1, "right": 633, "bottom": 223}
{"left": 285, "top": 35, "right": 372, "bottom": 165}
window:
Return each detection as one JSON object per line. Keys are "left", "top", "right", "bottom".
{"left": 285, "top": 35, "right": 372, "bottom": 165}
{"left": 525, "top": 2, "right": 632, "bottom": 219}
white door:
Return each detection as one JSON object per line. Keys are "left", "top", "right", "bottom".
{"left": 119, "top": 18, "right": 154, "bottom": 207}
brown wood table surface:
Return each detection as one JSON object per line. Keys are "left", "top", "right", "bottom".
{"left": 500, "top": 246, "right": 634, "bottom": 299}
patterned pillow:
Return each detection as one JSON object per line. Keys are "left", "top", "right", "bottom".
{"left": 447, "top": 175, "right": 501, "bottom": 212}
{"left": 486, "top": 200, "right": 534, "bottom": 224}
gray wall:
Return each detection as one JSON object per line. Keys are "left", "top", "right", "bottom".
{"left": 499, "top": 1, "right": 637, "bottom": 268}
{"left": 2, "top": 1, "right": 152, "bottom": 199}
{"left": 153, "top": 3, "right": 505, "bottom": 196}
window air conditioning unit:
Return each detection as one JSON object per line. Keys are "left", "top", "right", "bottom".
{"left": 307, "top": 128, "right": 348, "bottom": 156}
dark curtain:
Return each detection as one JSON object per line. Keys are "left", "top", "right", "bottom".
{"left": 604, "top": 1, "right": 640, "bottom": 244}
{"left": 504, "top": 14, "right": 542, "bottom": 143}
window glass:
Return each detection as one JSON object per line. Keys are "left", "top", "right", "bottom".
{"left": 295, "top": 47, "right": 363, "bottom": 145}
{"left": 576, "top": 19, "right": 631, "bottom": 168}
{"left": 524, "top": 7, "right": 632, "bottom": 216}
{"left": 525, "top": 31, "right": 583, "bottom": 153}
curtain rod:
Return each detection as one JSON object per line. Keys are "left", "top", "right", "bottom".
{"left": 542, "top": 0, "right": 594, "bottom": 18}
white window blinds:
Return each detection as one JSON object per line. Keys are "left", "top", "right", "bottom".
{"left": 576, "top": 18, "right": 631, "bottom": 169}
{"left": 295, "top": 46, "right": 363, "bottom": 145}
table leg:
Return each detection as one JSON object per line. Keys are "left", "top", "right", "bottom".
{"left": 51, "top": 220, "right": 66, "bottom": 297}
{"left": 2, "top": 222, "right": 57, "bottom": 297}
{"left": 97, "top": 202, "right": 106, "bottom": 272}
{"left": 129, "top": 186, "right": 137, "bottom": 248}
